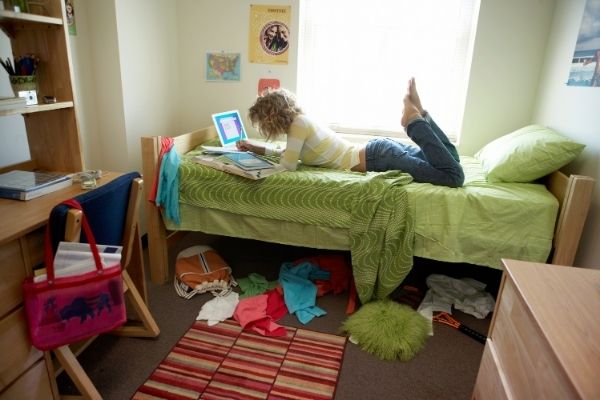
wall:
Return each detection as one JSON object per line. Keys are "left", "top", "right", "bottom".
{"left": 175, "top": 0, "right": 298, "bottom": 135}
{"left": 459, "top": 0, "right": 556, "bottom": 155}
{"left": 115, "top": 0, "right": 179, "bottom": 171}
{"left": 0, "top": 33, "right": 30, "bottom": 166}
{"left": 533, "top": 0, "right": 600, "bottom": 268}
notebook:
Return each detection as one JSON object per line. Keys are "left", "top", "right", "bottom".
{"left": 203, "top": 110, "right": 248, "bottom": 154}
{"left": 222, "top": 152, "right": 275, "bottom": 171}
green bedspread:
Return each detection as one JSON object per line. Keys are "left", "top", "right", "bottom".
{"left": 164, "top": 148, "right": 559, "bottom": 305}
{"left": 172, "top": 151, "right": 414, "bottom": 304}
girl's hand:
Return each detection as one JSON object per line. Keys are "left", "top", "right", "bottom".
{"left": 236, "top": 140, "right": 253, "bottom": 152}
{"left": 236, "top": 140, "right": 264, "bottom": 155}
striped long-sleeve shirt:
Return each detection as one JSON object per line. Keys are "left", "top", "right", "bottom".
{"left": 265, "top": 114, "right": 360, "bottom": 171}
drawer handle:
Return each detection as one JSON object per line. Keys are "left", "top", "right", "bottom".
{"left": 433, "top": 312, "right": 487, "bottom": 344}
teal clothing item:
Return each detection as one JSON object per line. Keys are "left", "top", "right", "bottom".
{"left": 279, "top": 261, "right": 330, "bottom": 324}
{"left": 237, "top": 273, "right": 278, "bottom": 298}
{"left": 156, "top": 148, "right": 180, "bottom": 224}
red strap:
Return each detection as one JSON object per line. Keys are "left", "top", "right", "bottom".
{"left": 44, "top": 199, "right": 104, "bottom": 283}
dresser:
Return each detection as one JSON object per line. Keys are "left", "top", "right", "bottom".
{"left": 472, "top": 259, "right": 600, "bottom": 399}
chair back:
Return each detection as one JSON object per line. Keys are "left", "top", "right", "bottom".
{"left": 49, "top": 172, "right": 141, "bottom": 253}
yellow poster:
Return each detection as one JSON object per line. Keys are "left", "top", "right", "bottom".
{"left": 249, "top": 5, "right": 291, "bottom": 64}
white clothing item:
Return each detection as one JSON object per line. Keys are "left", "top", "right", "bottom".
{"left": 418, "top": 274, "right": 495, "bottom": 319}
{"left": 196, "top": 291, "right": 240, "bottom": 326}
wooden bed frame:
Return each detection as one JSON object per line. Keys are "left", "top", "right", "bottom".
{"left": 141, "top": 127, "right": 595, "bottom": 284}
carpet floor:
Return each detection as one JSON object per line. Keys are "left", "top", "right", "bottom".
{"left": 133, "top": 319, "right": 346, "bottom": 399}
{"left": 57, "top": 233, "right": 499, "bottom": 399}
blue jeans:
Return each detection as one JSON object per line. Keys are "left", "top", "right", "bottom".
{"left": 365, "top": 114, "right": 464, "bottom": 187}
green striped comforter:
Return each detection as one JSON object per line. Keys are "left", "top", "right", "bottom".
{"left": 175, "top": 152, "right": 414, "bottom": 303}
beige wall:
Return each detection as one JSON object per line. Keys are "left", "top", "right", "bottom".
{"left": 533, "top": 0, "right": 600, "bottom": 268}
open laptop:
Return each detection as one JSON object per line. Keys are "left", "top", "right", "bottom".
{"left": 202, "top": 110, "right": 248, "bottom": 153}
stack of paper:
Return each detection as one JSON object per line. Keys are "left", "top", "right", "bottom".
{"left": 0, "top": 96, "right": 27, "bottom": 111}
{"left": 34, "top": 241, "right": 123, "bottom": 282}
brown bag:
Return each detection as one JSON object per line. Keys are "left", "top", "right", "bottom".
{"left": 174, "top": 245, "right": 236, "bottom": 298}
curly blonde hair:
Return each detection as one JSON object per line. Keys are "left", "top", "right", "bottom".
{"left": 248, "top": 88, "right": 303, "bottom": 140}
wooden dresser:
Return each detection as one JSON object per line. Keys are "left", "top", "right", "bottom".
{"left": 472, "top": 259, "right": 600, "bottom": 399}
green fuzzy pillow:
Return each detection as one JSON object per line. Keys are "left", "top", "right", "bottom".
{"left": 475, "top": 125, "right": 585, "bottom": 183}
{"left": 341, "top": 300, "right": 429, "bottom": 361}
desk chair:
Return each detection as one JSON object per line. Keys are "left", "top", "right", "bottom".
{"left": 47, "top": 172, "right": 160, "bottom": 399}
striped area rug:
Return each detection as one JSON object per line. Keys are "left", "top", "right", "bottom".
{"left": 133, "top": 319, "right": 347, "bottom": 400}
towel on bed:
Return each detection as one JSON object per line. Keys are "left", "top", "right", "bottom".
{"left": 164, "top": 151, "right": 414, "bottom": 304}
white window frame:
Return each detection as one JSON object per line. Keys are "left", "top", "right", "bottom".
{"left": 297, "top": 0, "right": 480, "bottom": 142}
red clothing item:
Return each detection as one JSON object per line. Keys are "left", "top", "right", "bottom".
{"left": 233, "top": 289, "right": 288, "bottom": 337}
{"left": 148, "top": 136, "right": 174, "bottom": 203}
{"left": 293, "top": 254, "right": 351, "bottom": 296}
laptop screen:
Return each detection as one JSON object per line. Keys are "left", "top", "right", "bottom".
{"left": 211, "top": 110, "right": 248, "bottom": 147}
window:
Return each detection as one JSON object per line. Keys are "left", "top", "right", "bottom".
{"left": 297, "top": 0, "right": 480, "bottom": 140}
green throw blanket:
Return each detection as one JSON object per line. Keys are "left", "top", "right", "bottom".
{"left": 169, "top": 151, "right": 414, "bottom": 303}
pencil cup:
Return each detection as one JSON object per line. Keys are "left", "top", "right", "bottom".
{"left": 10, "top": 75, "right": 38, "bottom": 105}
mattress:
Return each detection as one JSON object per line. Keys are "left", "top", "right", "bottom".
{"left": 165, "top": 150, "right": 558, "bottom": 300}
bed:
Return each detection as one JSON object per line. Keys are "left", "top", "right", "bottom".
{"left": 141, "top": 125, "right": 594, "bottom": 303}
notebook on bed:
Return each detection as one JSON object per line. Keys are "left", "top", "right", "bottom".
{"left": 202, "top": 110, "right": 248, "bottom": 154}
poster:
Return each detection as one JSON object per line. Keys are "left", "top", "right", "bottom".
{"left": 206, "top": 52, "right": 241, "bottom": 81}
{"left": 65, "top": 0, "right": 76, "bottom": 36}
{"left": 249, "top": 5, "right": 291, "bottom": 64}
{"left": 567, "top": 0, "right": 600, "bottom": 87}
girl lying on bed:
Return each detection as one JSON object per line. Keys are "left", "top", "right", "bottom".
{"left": 236, "top": 78, "right": 464, "bottom": 188}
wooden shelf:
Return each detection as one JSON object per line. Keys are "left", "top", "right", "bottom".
{"left": 0, "top": 101, "right": 74, "bottom": 117}
{"left": 0, "top": 10, "right": 62, "bottom": 26}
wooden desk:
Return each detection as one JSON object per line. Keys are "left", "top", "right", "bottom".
{"left": 0, "top": 172, "right": 148, "bottom": 399}
{"left": 472, "top": 259, "right": 600, "bottom": 399}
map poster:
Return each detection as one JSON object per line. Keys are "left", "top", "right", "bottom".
{"left": 567, "top": 0, "right": 600, "bottom": 87}
{"left": 249, "top": 5, "right": 291, "bottom": 64}
{"left": 206, "top": 52, "right": 241, "bottom": 82}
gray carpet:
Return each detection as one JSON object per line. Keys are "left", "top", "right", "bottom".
{"left": 57, "top": 233, "right": 498, "bottom": 399}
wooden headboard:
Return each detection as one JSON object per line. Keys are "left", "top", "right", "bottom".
{"left": 545, "top": 171, "right": 594, "bottom": 266}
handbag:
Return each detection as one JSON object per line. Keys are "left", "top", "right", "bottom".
{"left": 22, "top": 199, "right": 126, "bottom": 351}
{"left": 174, "top": 245, "right": 237, "bottom": 299}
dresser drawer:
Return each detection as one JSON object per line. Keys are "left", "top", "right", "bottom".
{"left": 0, "top": 239, "right": 28, "bottom": 319}
{"left": 491, "top": 279, "right": 575, "bottom": 399}
{"left": 472, "top": 341, "right": 511, "bottom": 400}
{"left": 0, "top": 358, "right": 54, "bottom": 400}
{"left": 0, "top": 308, "right": 44, "bottom": 392}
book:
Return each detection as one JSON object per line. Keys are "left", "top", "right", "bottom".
{"left": 0, "top": 96, "right": 27, "bottom": 110}
{"left": 193, "top": 155, "right": 285, "bottom": 180}
{"left": 0, "top": 170, "right": 73, "bottom": 200}
{"left": 222, "top": 152, "right": 275, "bottom": 170}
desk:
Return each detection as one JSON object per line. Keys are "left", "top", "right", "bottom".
{"left": 0, "top": 172, "right": 148, "bottom": 399}
{"left": 472, "top": 259, "right": 600, "bottom": 399}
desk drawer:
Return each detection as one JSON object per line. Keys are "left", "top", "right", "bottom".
{"left": 0, "top": 308, "right": 44, "bottom": 392}
{"left": 0, "top": 359, "right": 54, "bottom": 400}
{"left": 492, "top": 279, "right": 575, "bottom": 399}
{"left": 0, "top": 239, "right": 28, "bottom": 318}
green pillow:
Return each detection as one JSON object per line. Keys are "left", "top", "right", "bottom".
{"left": 475, "top": 125, "right": 585, "bottom": 182}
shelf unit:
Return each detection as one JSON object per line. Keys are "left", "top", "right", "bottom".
{"left": 0, "top": 2, "right": 84, "bottom": 399}
{"left": 0, "top": 0, "right": 83, "bottom": 173}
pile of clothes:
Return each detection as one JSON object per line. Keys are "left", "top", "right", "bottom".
{"left": 195, "top": 254, "right": 352, "bottom": 337}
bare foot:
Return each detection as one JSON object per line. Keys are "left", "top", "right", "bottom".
{"left": 407, "top": 77, "right": 424, "bottom": 115}
{"left": 401, "top": 95, "right": 421, "bottom": 128}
